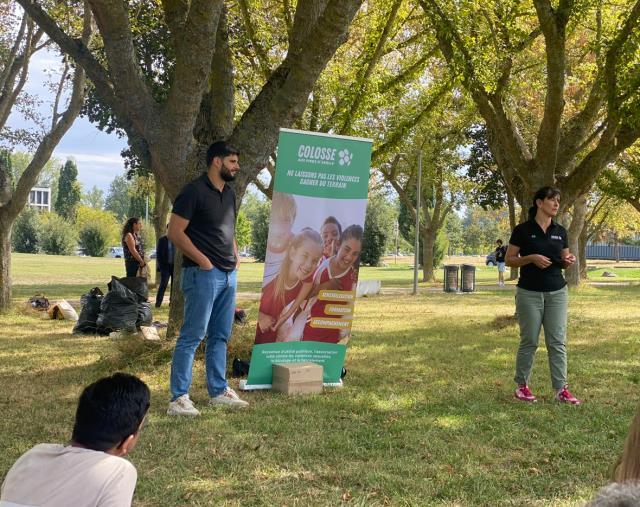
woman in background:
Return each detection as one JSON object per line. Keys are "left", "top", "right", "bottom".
{"left": 122, "top": 217, "right": 146, "bottom": 277}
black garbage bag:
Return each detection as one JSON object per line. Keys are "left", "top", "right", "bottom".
{"left": 96, "top": 277, "right": 138, "bottom": 333}
{"left": 115, "top": 276, "right": 148, "bottom": 303}
{"left": 73, "top": 287, "right": 105, "bottom": 335}
{"left": 137, "top": 301, "right": 153, "bottom": 327}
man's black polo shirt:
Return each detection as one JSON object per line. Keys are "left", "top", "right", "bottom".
{"left": 509, "top": 219, "right": 568, "bottom": 292}
{"left": 172, "top": 173, "right": 237, "bottom": 271}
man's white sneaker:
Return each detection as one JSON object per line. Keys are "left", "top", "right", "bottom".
{"left": 209, "top": 387, "right": 249, "bottom": 408}
{"left": 167, "top": 394, "right": 200, "bottom": 417}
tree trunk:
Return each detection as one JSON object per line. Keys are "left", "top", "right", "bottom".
{"left": 507, "top": 190, "right": 519, "bottom": 281}
{"left": 421, "top": 228, "right": 436, "bottom": 282}
{"left": 578, "top": 221, "right": 589, "bottom": 279}
{"left": 0, "top": 215, "right": 11, "bottom": 312}
{"left": 166, "top": 251, "right": 184, "bottom": 339}
{"left": 565, "top": 195, "right": 588, "bottom": 287}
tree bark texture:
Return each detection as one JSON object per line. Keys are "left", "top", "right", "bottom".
{"left": 0, "top": 217, "right": 12, "bottom": 312}
{"left": 565, "top": 195, "right": 588, "bottom": 286}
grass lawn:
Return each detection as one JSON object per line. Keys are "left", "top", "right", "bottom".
{"left": 2, "top": 253, "right": 640, "bottom": 505}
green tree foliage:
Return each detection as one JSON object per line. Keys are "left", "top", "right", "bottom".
{"left": 599, "top": 145, "right": 640, "bottom": 215}
{"left": 461, "top": 206, "right": 511, "bottom": 255}
{"left": 11, "top": 206, "right": 40, "bottom": 253}
{"left": 76, "top": 205, "right": 120, "bottom": 247}
{"left": 236, "top": 210, "right": 251, "bottom": 251}
{"left": 79, "top": 226, "right": 108, "bottom": 257}
{"left": 54, "top": 159, "right": 82, "bottom": 220}
{"left": 361, "top": 192, "right": 396, "bottom": 266}
{"left": 249, "top": 200, "right": 271, "bottom": 262}
{"left": 104, "top": 175, "right": 131, "bottom": 220}
{"left": 82, "top": 185, "right": 105, "bottom": 209}
{"left": 11, "top": 152, "right": 61, "bottom": 205}
{"left": 463, "top": 125, "right": 509, "bottom": 210}
{"left": 39, "top": 213, "right": 77, "bottom": 255}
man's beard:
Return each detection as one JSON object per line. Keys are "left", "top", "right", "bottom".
{"left": 221, "top": 163, "right": 236, "bottom": 182}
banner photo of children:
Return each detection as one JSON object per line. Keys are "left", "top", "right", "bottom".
{"left": 244, "top": 128, "right": 372, "bottom": 389}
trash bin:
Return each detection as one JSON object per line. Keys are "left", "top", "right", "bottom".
{"left": 443, "top": 265, "right": 459, "bottom": 292}
{"left": 461, "top": 264, "right": 476, "bottom": 292}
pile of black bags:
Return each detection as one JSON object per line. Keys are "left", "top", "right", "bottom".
{"left": 73, "top": 277, "right": 152, "bottom": 335}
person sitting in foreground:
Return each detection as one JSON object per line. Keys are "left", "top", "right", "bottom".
{"left": 0, "top": 373, "right": 150, "bottom": 507}
{"left": 585, "top": 482, "right": 640, "bottom": 507}
{"left": 612, "top": 402, "right": 640, "bottom": 483}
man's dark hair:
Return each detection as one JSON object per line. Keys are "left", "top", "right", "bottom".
{"left": 496, "top": 239, "right": 503, "bottom": 245}
{"left": 72, "top": 373, "right": 150, "bottom": 452}
{"left": 206, "top": 141, "right": 240, "bottom": 167}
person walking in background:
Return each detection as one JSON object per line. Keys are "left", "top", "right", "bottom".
{"left": 506, "top": 186, "right": 581, "bottom": 405}
{"left": 122, "top": 217, "right": 146, "bottom": 277}
{"left": 166, "top": 140, "right": 248, "bottom": 417}
{"left": 0, "top": 373, "right": 150, "bottom": 507}
{"left": 155, "top": 226, "right": 174, "bottom": 308}
{"left": 495, "top": 239, "right": 507, "bottom": 287}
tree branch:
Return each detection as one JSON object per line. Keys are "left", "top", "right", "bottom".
{"left": 8, "top": 13, "right": 90, "bottom": 219}
{"left": 229, "top": 0, "right": 363, "bottom": 190}
{"left": 15, "top": 0, "right": 118, "bottom": 116}
{"left": 162, "top": 0, "right": 222, "bottom": 150}
{"left": 337, "top": 0, "right": 403, "bottom": 134}
{"left": 533, "top": 0, "right": 572, "bottom": 179}
{"left": 87, "top": 0, "right": 157, "bottom": 125}
{"left": 238, "top": 0, "right": 271, "bottom": 80}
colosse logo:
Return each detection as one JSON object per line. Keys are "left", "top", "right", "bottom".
{"left": 297, "top": 144, "right": 354, "bottom": 167}
{"left": 338, "top": 149, "right": 353, "bottom": 166}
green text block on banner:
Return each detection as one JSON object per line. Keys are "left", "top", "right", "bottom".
{"left": 243, "top": 128, "right": 372, "bottom": 389}
{"left": 274, "top": 129, "right": 371, "bottom": 198}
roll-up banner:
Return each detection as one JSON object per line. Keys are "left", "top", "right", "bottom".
{"left": 242, "top": 128, "right": 373, "bottom": 389}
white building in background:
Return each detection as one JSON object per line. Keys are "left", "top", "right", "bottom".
{"left": 27, "top": 187, "right": 51, "bottom": 211}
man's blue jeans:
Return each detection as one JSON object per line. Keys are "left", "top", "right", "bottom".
{"left": 170, "top": 266, "right": 237, "bottom": 400}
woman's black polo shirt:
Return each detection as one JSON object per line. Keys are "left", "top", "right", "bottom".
{"left": 172, "top": 173, "right": 237, "bottom": 271}
{"left": 509, "top": 219, "right": 568, "bottom": 292}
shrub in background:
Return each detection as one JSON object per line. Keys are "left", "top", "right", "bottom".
{"left": 11, "top": 206, "right": 41, "bottom": 253}
{"left": 79, "top": 225, "right": 109, "bottom": 257}
{"left": 40, "top": 212, "right": 77, "bottom": 255}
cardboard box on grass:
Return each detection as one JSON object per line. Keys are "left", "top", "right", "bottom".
{"left": 272, "top": 362, "right": 323, "bottom": 395}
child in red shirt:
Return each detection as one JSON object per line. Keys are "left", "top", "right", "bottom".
{"left": 255, "top": 228, "right": 323, "bottom": 344}
{"left": 303, "top": 224, "right": 362, "bottom": 344}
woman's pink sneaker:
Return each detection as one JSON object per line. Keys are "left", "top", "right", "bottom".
{"left": 514, "top": 384, "right": 537, "bottom": 402}
{"left": 555, "top": 386, "right": 581, "bottom": 405}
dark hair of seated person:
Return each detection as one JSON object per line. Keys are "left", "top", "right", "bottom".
{"left": 71, "top": 373, "right": 150, "bottom": 452}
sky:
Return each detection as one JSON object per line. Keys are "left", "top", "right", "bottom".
{"left": 6, "top": 48, "right": 128, "bottom": 193}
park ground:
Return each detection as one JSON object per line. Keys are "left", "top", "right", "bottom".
{"left": 1, "top": 253, "right": 640, "bottom": 506}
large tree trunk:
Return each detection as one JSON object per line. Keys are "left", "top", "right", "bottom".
{"left": 0, "top": 215, "right": 12, "bottom": 312}
{"left": 507, "top": 190, "right": 519, "bottom": 281}
{"left": 421, "top": 228, "right": 436, "bottom": 282}
{"left": 166, "top": 252, "right": 184, "bottom": 339}
{"left": 578, "top": 221, "right": 589, "bottom": 279}
{"left": 565, "top": 195, "right": 588, "bottom": 287}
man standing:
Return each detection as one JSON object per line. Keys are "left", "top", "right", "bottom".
{"left": 167, "top": 141, "right": 248, "bottom": 417}
{"left": 155, "top": 225, "right": 174, "bottom": 308}
{"left": 496, "top": 239, "right": 507, "bottom": 287}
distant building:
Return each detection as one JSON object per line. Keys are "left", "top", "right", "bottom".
{"left": 27, "top": 187, "right": 51, "bottom": 212}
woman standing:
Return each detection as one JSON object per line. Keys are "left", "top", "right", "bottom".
{"left": 505, "top": 186, "right": 581, "bottom": 405}
{"left": 122, "top": 217, "right": 146, "bottom": 277}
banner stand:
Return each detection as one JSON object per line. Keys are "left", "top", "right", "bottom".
{"left": 239, "top": 379, "right": 343, "bottom": 391}
{"left": 243, "top": 128, "right": 372, "bottom": 390}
